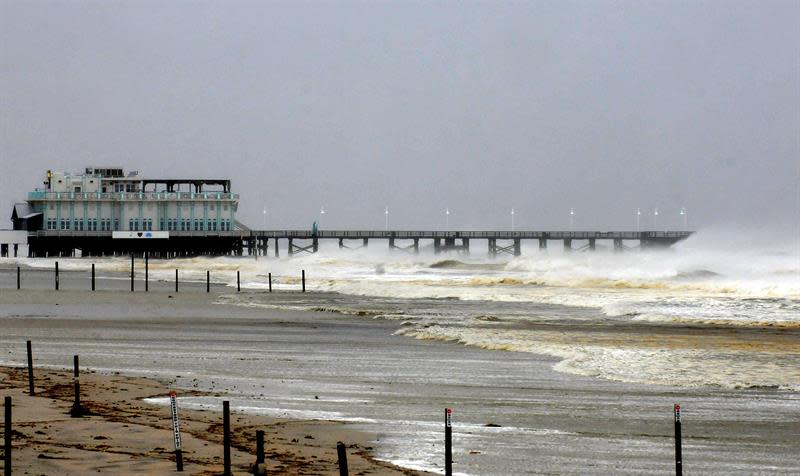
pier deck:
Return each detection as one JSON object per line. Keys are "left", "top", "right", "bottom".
{"left": 15, "top": 229, "right": 693, "bottom": 257}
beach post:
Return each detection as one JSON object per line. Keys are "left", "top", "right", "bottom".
{"left": 223, "top": 400, "right": 231, "bottom": 476}
{"left": 445, "top": 407, "right": 452, "bottom": 476}
{"left": 4, "top": 396, "right": 11, "bottom": 476}
{"left": 207, "top": 270, "right": 210, "bottom": 293}
{"left": 169, "top": 391, "right": 183, "bottom": 472}
{"left": 26, "top": 340, "right": 34, "bottom": 396}
{"left": 69, "top": 355, "right": 85, "bottom": 418}
{"left": 302, "top": 269, "right": 306, "bottom": 292}
{"left": 336, "top": 441, "right": 349, "bottom": 476}
{"left": 237, "top": 270, "right": 241, "bottom": 292}
{"left": 674, "top": 404, "right": 682, "bottom": 476}
{"left": 255, "top": 429, "right": 265, "bottom": 467}
{"left": 268, "top": 273, "right": 272, "bottom": 293}
{"left": 91, "top": 263, "right": 95, "bottom": 291}
{"left": 145, "top": 252, "right": 149, "bottom": 292}
{"left": 55, "top": 261, "right": 59, "bottom": 290}
{"left": 16, "top": 266, "right": 20, "bottom": 290}
{"left": 175, "top": 269, "right": 179, "bottom": 293}
{"left": 130, "top": 254, "right": 135, "bottom": 292}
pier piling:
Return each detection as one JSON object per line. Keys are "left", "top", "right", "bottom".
{"left": 337, "top": 441, "right": 349, "bottom": 476}
{"left": 4, "top": 396, "right": 11, "bottom": 476}
{"left": 302, "top": 270, "right": 306, "bottom": 292}
{"left": 175, "top": 269, "right": 179, "bottom": 293}
{"left": 268, "top": 273, "right": 272, "bottom": 292}
{"left": 237, "top": 270, "right": 240, "bottom": 292}
{"left": 26, "top": 340, "right": 34, "bottom": 396}
{"left": 55, "top": 261, "right": 59, "bottom": 290}
{"left": 223, "top": 401, "right": 231, "bottom": 476}
{"left": 16, "top": 266, "right": 20, "bottom": 290}
{"left": 206, "top": 271, "right": 210, "bottom": 293}
{"left": 91, "top": 263, "right": 95, "bottom": 291}
{"left": 130, "top": 254, "right": 134, "bottom": 292}
{"left": 145, "top": 252, "right": 149, "bottom": 292}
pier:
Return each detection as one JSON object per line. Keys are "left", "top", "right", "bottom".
{"left": 20, "top": 229, "right": 693, "bottom": 257}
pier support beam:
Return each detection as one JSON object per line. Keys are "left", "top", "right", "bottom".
{"left": 539, "top": 238, "right": 547, "bottom": 250}
{"left": 614, "top": 238, "right": 623, "bottom": 252}
{"left": 274, "top": 238, "right": 279, "bottom": 257}
{"left": 563, "top": 239, "right": 572, "bottom": 252}
{"left": 588, "top": 238, "right": 596, "bottom": 251}
{"left": 514, "top": 238, "right": 521, "bottom": 256}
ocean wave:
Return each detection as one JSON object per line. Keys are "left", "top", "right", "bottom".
{"left": 395, "top": 325, "right": 800, "bottom": 391}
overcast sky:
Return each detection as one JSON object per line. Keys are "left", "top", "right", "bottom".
{"left": 2, "top": 1, "right": 797, "bottom": 231}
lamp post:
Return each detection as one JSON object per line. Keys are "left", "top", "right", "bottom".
{"left": 319, "top": 206, "right": 325, "bottom": 229}
{"left": 680, "top": 207, "right": 687, "bottom": 229}
{"left": 385, "top": 206, "right": 389, "bottom": 231}
{"left": 636, "top": 208, "right": 641, "bottom": 232}
{"left": 653, "top": 208, "right": 659, "bottom": 230}
{"left": 511, "top": 208, "right": 515, "bottom": 231}
{"left": 262, "top": 207, "right": 266, "bottom": 229}
{"left": 445, "top": 208, "right": 450, "bottom": 229}
{"left": 569, "top": 208, "right": 575, "bottom": 231}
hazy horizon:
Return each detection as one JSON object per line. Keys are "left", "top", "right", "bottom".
{"left": 2, "top": 1, "right": 798, "bottom": 232}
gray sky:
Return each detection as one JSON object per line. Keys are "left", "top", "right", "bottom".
{"left": 2, "top": 0, "right": 798, "bottom": 231}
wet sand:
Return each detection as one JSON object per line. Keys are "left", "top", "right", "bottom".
{"left": 0, "top": 364, "right": 426, "bottom": 475}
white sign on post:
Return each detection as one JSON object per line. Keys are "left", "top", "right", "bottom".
{"left": 170, "top": 391, "right": 182, "bottom": 451}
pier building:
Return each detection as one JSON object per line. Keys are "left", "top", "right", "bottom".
{"left": 13, "top": 167, "right": 244, "bottom": 257}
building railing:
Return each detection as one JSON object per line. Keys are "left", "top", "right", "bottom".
{"left": 27, "top": 191, "right": 239, "bottom": 201}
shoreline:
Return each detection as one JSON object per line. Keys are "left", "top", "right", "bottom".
{"left": 0, "top": 363, "right": 430, "bottom": 475}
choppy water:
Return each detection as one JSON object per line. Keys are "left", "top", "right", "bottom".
{"left": 13, "top": 230, "right": 800, "bottom": 391}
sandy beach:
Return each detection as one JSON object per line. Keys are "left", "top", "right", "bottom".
{"left": 0, "top": 364, "right": 426, "bottom": 475}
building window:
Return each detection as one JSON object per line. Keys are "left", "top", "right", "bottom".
{"left": 64, "top": 220, "right": 71, "bottom": 230}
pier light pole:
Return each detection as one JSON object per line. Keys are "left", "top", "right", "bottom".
{"left": 445, "top": 208, "right": 450, "bottom": 229}
{"left": 319, "top": 206, "right": 325, "bottom": 229}
{"left": 636, "top": 208, "right": 641, "bottom": 232}
{"left": 511, "top": 208, "right": 515, "bottom": 231}
{"left": 680, "top": 207, "right": 687, "bottom": 229}
{"left": 385, "top": 206, "right": 389, "bottom": 231}
{"left": 653, "top": 208, "right": 659, "bottom": 230}
{"left": 569, "top": 208, "right": 575, "bottom": 231}
{"left": 262, "top": 207, "right": 266, "bottom": 229}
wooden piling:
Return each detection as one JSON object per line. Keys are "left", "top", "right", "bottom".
{"left": 674, "top": 404, "right": 682, "bottom": 476}
{"left": 268, "top": 273, "right": 272, "bottom": 293}
{"left": 207, "top": 270, "right": 210, "bottom": 293}
{"left": 16, "top": 266, "right": 20, "bottom": 290}
{"left": 223, "top": 401, "right": 231, "bottom": 476}
{"left": 4, "top": 396, "right": 11, "bottom": 476}
{"left": 337, "top": 441, "right": 349, "bottom": 476}
{"left": 175, "top": 269, "right": 179, "bottom": 293}
{"left": 445, "top": 407, "right": 452, "bottom": 476}
{"left": 145, "top": 252, "right": 149, "bottom": 292}
{"left": 256, "top": 429, "right": 265, "bottom": 466}
{"left": 237, "top": 270, "right": 241, "bottom": 292}
{"left": 55, "top": 261, "right": 59, "bottom": 290}
{"left": 69, "top": 355, "right": 84, "bottom": 417}
{"left": 26, "top": 340, "right": 34, "bottom": 396}
{"left": 302, "top": 270, "right": 306, "bottom": 292}
{"left": 91, "top": 263, "right": 95, "bottom": 291}
{"left": 130, "top": 254, "right": 134, "bottom": 292}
